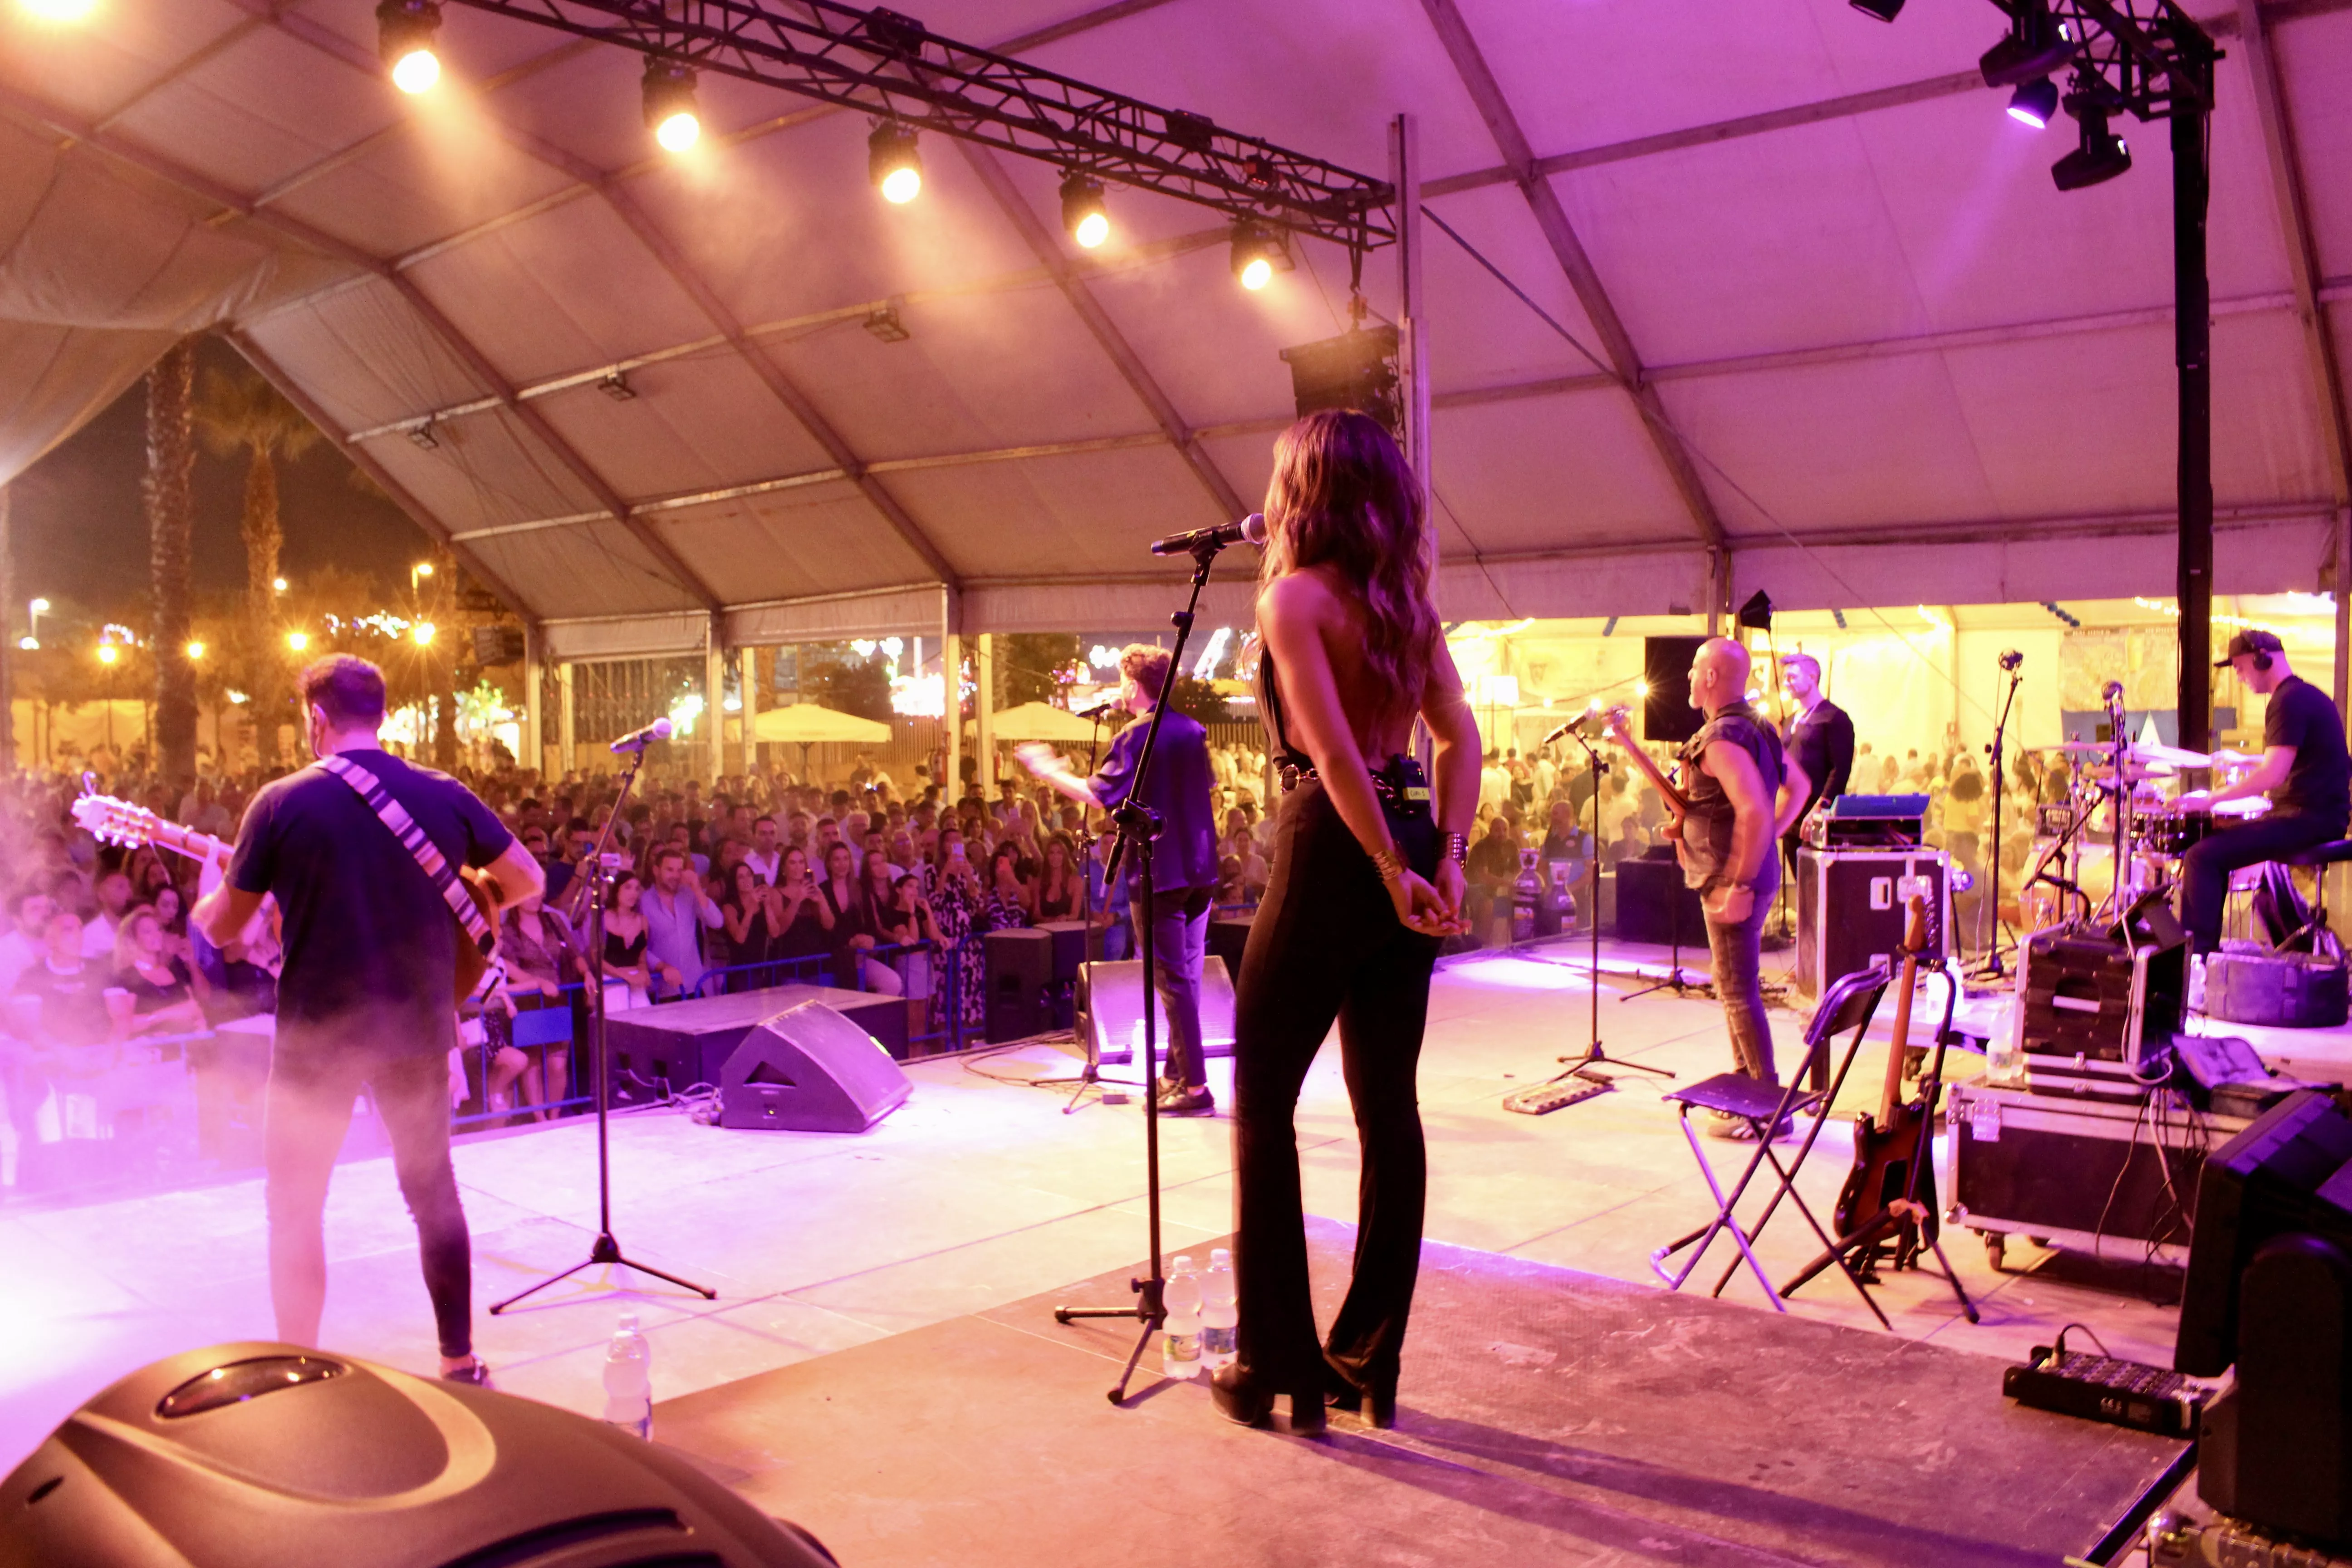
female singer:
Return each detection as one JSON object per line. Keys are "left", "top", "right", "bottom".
{"left": 1215, "top": 409, "right": 1478, "bottom": 1434}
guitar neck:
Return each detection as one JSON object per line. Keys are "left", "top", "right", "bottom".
{"left": 145, "top": 821, "right": 230, "bottom": 867}
{"left": 1877, "top": 951, "right": 1921, "bottom": 1124}
{"left": 1617, "top": 743, "right": 1692, "bottom": 816}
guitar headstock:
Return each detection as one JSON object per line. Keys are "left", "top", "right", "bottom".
{"left": 1901, "top": 893, "right": 1929, "bottom": 956}
{"left": 70, "top": 793, "right": 162, "bottom": 850}
{"left": 1601, "top": 704, "right": 1635, "bottom": 739}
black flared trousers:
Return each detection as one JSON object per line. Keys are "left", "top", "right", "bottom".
{"left": 1231, "top": 777, "right": 1440, "bottom": 1391}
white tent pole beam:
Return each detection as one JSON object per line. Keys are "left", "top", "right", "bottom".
{"left": 227, "top": 328, "right": 544, "bottom": 621}
{"left": 0, "top": 79, "right": 727, "bottom": 618}
{"left": 956, "top": 141, "right": 1250, "bottom": 522}
{"left": 2236, "top": 0, "right": 2351, "bottom": 514}
{"left": 943, "top": 630, "right": 963, "bottom": 807}
{"left": 1418, "top": 0, "right": 1729, "bottom": 559}
{"left": 522, "top": 623, "right": 544, "bottom": 779}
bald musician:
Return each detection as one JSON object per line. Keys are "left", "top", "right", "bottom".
{"left": 1610, "top": 639, "right": 1811, "bottom": 1132}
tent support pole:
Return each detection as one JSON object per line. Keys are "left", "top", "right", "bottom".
{"left": 943, "top": 631, "right": 963, "bottom": 804}
{"left": 977, "top": 634, "right": 997, "bottom": 802}
{"left": 1392, "top": 113, "right": 1432, "bottom": 531}
{"left": 523, "top": 621, "right": 544, "bottom": 780}
{"left": 559, "top": 662, "right": 577, "bottom": 777}
{"left": 706, "top": 629, "right": 725, "bottom": 785}
{"left": 2175, "top": 99, "right": 2214, "bottom": 753}
{"left": 2336, "top": 506, "right": 2352, "bottom": 718}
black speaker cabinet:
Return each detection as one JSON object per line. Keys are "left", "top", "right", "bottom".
{"left": 1613, "top": 853, "right": 1705, "bottom": 946}
{"left": 1036, "top": 919, "right": 1106, "bottom": 1028}
{"left": 0, "top": 1342, "right": 833, "bottom": 1568}
{"left": 1642, "top": 635, "right": 1707, "bottom": 744}
{"left": 985, "top": 926, "right": 1055, "bottom": 1042}
{"left": 1077, "top": 956, "right": 1236, "bottom": 1066}
{"left": 719, "top": 1002, "right": 912, "bottom": 1132}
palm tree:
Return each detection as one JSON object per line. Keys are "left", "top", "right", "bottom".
{"left": 196, "top": 365, "right": 319, "bottom": 764}
{"left": 147, "top": 341, "right": 198, "bottom": 783}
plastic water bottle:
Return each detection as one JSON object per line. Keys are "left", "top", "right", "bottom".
{"left": 1200, "top": 1248, "right": 1237, "bottom": 1372}
{"left": 1161, "top": 1255, "right": 1203, "bottom": 1381}
{"left": 602, "top": 1309, "right": 652, "bottom": 1439}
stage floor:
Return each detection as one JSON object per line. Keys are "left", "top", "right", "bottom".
{"left": 657, "top": 1216, "right": 2186, "bottom": 1568}
{"left": 7, "top": 934, "right": 2335, "bottom": 1537}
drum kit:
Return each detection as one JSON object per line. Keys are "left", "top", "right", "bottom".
{"left": 2015, "top": 736, "right": 2267, "bottom": 930}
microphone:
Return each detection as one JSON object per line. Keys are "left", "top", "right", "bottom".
{"left": 608, "top": 716, "right": 675, "bottom": 754}
{"left": 1540, "top": 708, "right": 1598, "bottom": 748}
{"left": 1075, "top": 698, "right": 1122, "bottom": 720}
{"left": 1149, "top": 512, "right": 1268, "bottom": 557}
{"left": 1999, "top": 649, "right": 2024, "bottom": 671}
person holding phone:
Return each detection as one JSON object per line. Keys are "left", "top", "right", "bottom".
{"left": 928, "top": 830, "right": 986, "bottom": 1033}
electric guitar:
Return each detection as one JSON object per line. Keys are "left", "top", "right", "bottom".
{"left": 1599, "top": 705, "right": 1694, "bottom": 874}
{"left": 1833, "top": 894, "right": 1946, "bottom": 1268}
{"left": 71, "top": 792, "right": 500, "bottom": 1003}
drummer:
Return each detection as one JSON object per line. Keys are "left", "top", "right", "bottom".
{"left": 2172, "top": 630, "right": 2350, "bottom": 955}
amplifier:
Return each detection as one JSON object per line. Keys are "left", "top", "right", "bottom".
{"left": 1801, "top": 793, "right": 1930, "bottom": 849}
{"left": 984, "top": 928, "right": 1055, "bottom": 1043}
{"left": 2019, "top": 925, "right": 2183, "bottom": 1073}
{"left": 1793, "top": 847, "right": 1950, "bottom": 998}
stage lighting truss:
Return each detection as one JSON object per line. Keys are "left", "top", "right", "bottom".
{"left": 642, "top": 57, "right": 702, "bottom": 150}
{"left": 1975, "top": 0, "right": 2215, "bottom": 129}
{"left": 377, "top": 0, "right": 444, "bottom": 94}
{"left": 433, "top": 0, "right": 1393, "bottom": 260}
{"left": 2050, "top": 89, "right": 2134, "bottom": 189}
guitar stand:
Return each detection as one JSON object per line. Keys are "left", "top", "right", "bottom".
{"left": 1777, "top": 961, "right": 1980, "bottom": 1327}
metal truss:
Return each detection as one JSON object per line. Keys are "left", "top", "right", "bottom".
{"left": 1984, "top": 0, "right": 2218, "bottom": 117}
{"left": 447, "top": 0, "right": 1395, "bottom": 251}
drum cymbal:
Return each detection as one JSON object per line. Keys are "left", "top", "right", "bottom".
{"left": 2212, "top": 748, "right": 2258, "bottom": 766}
{"left": 2135, "top": 742, "right": 2212, "bottom": 768}
{"left": 2214, "top": 797, "right": 2272, "bottom": 819}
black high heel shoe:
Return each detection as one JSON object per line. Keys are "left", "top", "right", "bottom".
{"left": 1210, "top": 1367, "right": 1326, "bottom": 1434}
{"left": 1322, "top": 1358, "right": 1398, "bottom": 1429}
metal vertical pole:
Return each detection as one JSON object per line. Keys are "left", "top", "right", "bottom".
{"left": 558, "top": 661, "right": 577, "bottom": 777}
{"left": 522, "top": 622, "right": 544, "bottom": 780}
{"left": 0, "top": 483, "right": 12, "bottom": 774}
{"left": 705, "top": 624, "right": 725, "bottom": 784}
{"left": 942, "top": 629, "right": 963, "bottom": 803}
{"left": 1390, "top": 114, "right": 1432, "bottom": 536}
{"left": 976, "top": 633, "right": 997, "bottom": 801}
{"left": 2335, "top": 506, "right": 2351, "bottom": 720}
{"left": 741, "top": 645, "right": 761, "bottom": 777}
{"left": 2175, "top": 100, "right": 2214, "bottom": 753}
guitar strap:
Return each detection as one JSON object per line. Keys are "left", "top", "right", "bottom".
{"left": 317, "top": 754, "right": 494, "bottom": 960}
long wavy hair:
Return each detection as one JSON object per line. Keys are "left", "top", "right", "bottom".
{"left": 1258, "top": 410, "right": 1437, "bottom": 719}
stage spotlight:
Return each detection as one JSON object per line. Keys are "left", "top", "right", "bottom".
{"left": 1980, "top": 1, "right": 2073, "bottom": 88}
{"left": 869, "top": 122, "right": 922, "bottom": 204}
{"left": 642, "top": 59, "right": 700, "bottom": 152}
{"left": 2007, "top": 76, "right": 2060, "bottom": 128}
{"left": 20, "top": 0, "right": 99, "bottom": 20}
{"left": 2052, "top": 98, "right": 2131, "bottom": 191}
{"left": 376, "top": 0, "right": 442, "bottom": 94}
{"left": 1850, "top": 0, "right": 1903, "bottom": 20}
{"left": 1230, "top": 221, "right": 1289, "bottom": 291}
{"left": 1060, "top": 172, "right": 1109, "bottom": 250}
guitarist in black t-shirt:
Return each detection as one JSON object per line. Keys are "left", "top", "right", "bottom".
{"left": 2175, "top": 629, "right": 2352, "bottom": 956}
{"left": 195, "top": 657, "right": 543, "bottom": 1385}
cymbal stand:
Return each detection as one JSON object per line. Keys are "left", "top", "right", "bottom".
{"left": 1971, "top": 660, "right": 2024, "bottom": 980}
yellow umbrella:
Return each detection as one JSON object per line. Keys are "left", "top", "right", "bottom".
{"left": 752, "top": 703, "right": 891, "bottom": 779}
{"left": 966, "top": 701, "right": 1106, "bottom": 743}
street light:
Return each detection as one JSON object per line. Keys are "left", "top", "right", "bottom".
{"left": 186, "top": 641, "right": 206, "bottom": 661}
{"left": 413, "top": 622, "right": 436, "bottom": 647}
{"left": 411, "top": 561, "right": 435, "bottom": 593}
{"left": 286, "top": 631, "right": 309, "bottom": 653}
{"left": 272, "top": 578, "right": 289, "bottom": 594}
{"left": 27, "top": 597, "right": 48, "bottom": 645}
{"left": 95, "top": 641, "right": 119, "bottom": 751}
{"left": 95, "top": 643, "right": 120, "bottom": 666}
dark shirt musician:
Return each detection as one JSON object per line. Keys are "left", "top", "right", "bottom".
{"left": 1018, "top": 644, "right": 1220, "bottom": 1113}
{"left": 2176, "top": 631, "right": 2351, "bottom": 955}
{"left": 195, "top": 656, "right": 543, "bottom": 1386}
{"left": 1778, "top": 652, "right": 1853, "bottom": 872}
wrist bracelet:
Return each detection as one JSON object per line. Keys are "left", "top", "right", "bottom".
{"left": 1369, "top": 845, "right": 1406, "bottom": 884}
{"left": 1444, "top": 832, "right": 1469, "bottom": 866}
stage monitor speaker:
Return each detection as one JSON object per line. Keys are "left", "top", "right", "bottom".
{"left": 719, "top": 1002, "right": 911, "bottom": 1132}
{"left": 1077, "top": 957, "right": 1236, "bottom": 1066}
{"left": 0, "top": 1341, "right": 834, "bottom": 1568}
{"left": 1613, "top": 852, "right": 1705, "bottom": 946}
{"left": 1642, "top": 635, "right": 1708, "bottom": 744}
{"left": 985, "top": 927, "right": 1056, "bottom": 1042}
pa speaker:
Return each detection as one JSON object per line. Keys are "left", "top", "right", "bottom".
{"left": 1077, "top": 957, "right": 1236, "bottom": 1065}
{"left": 719, "top": 1002, "right": 911, "bottom": 1132}
{"left": 984, "top": 927, "right": 1055, "bottom": 1042}
{"left": 0, "top": 1342, "right": 835, "bottom": 1568}
{"left": 1642, "top": 635, "right": 1707, "bottom": 744}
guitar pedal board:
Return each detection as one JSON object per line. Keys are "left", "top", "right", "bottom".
{"left": 1504, "top": 1073, "right": 1613, "bottom": 1116}
{"left": 2002, "top": 1342, "right": 2205, "bottom": 1438}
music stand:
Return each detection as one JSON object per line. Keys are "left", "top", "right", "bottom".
{"left": 492, "top": 740, "right": 715, "bottom": 1316}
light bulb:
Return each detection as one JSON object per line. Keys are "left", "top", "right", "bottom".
{"left": 1073, "top": 210, "right": 1109, "bottom": 249}
{"left": 1240, "top": 256, "right": 1272, "bottom": 291}
{"left": 880, "top": 165, "right": 921, "bottom": 204}
{"left": 391, "top": 47, "right": 440, "bottom": 94}
{"left": 655, "top": 110, "right": 700, "bottom": 152}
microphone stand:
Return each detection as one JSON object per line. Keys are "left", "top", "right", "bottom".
{"left": 492, "top": 736, "right": 715, "bottom": 1315}
{"left": 1972, "top": 662, "right": 2024, "bottom": 980}
{"left": 1556, "top": 724, "right": 1673, "bottom": 1081}
{"left": 1038, "top": 706, "right": 1140, "bottom": 1112}
{"left": 1054, "top": 539, "right": 1223, "bottom": 1403}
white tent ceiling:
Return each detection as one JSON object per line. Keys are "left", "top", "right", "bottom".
{"left": 1, "top": 0, "right": 2347, "bottom": 660}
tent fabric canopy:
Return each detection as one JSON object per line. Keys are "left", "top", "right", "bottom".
{"left": 3, "top": 0, "right": 2349, "bottom": 653}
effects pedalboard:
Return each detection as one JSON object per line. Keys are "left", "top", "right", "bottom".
{"left": 2151, "top": 1512, "right": 2352, "bottom": 1568}
{"left": 2002, "top": 1343, "right": 2205, "bottom": 1438}
{"left": 1504, "top": 1073, "right": 1613, "bottom": 1116}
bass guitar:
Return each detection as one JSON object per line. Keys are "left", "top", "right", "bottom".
{"left": 1833, "top": 893, "right": 1947, "bottom": 1269}
{"left": 1598, "top": 705, "right": 1692, "bottom": 873}
{"left": 71, "top": 792, "right": 500, "bottom": 1003}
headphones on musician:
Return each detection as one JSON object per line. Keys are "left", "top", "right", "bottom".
{"left": 2215, "top": 629, "right": 2281, "bottom": 673}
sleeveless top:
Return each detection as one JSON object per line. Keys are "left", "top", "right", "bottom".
{"left": 1676, "top": 701, "right": 1785, "bottom": 890}
{"left": 1254, "top": 648, "right": 1316, "bottom": 777}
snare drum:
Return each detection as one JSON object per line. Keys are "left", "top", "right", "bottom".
{"left": 2142, "top": 807, "right": 2217, "bottom": 857}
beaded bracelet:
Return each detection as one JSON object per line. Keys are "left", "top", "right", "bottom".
{"left": 1368, "top": 845, "right": 1406, "bottom": 884}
